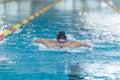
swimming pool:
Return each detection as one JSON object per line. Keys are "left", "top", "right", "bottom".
{"left": 0, "top": 0, "right": 120, "bottom": 80}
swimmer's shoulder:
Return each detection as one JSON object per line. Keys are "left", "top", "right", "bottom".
{"left": 66, "top": 41, "right": 80, "bottom": 45}
{"left": 65, "top": 41, "right": 85, "bottom": 48}
{"left": 45, "top": 39, "right": 58, "bottom": 47}
{"left": 65, "top": 41, "right": 76, "bottom": 47}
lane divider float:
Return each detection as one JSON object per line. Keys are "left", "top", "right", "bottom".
{"left": 102, "top": 0, "right": 120, "bottom": 13}
{"left": 0, "top": 0, "right": 61, "bottom": 42}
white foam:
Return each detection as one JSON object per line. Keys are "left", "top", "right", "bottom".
{"left": 67, "top": 34, "right": 76, "bottom": 41}
{"left": 84, "top": 12, "right": 120, "bottom": 34}
{"left": 0, "top": 20, "right": 3, "bottom": 24}
{"left": 84, "top": 61, "right": 120, "bottom": 79}
{"left": 79, "top": 12, "right": 120, "bottom": 44}
{"left": 0, "top": 21, "right": 7, "bottom": 35}
{"left": 0, "top": 56, "right": 15, "bottom": 64}
{"left": 14, "top": 29, "right": 22, "bottom": 34}
{"left": 0, "top": 26, "right": 4, "bottom": 34}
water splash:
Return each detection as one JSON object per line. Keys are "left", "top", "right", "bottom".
{"left": 83, "top": 61, "right": 120, "bottom": 79}
{"left": 0, "top": 21, "right": 4, "bottom": 34}
{"left": 67, "top": 34, "right": 76, "bottom": 41}
{"left": 0, "top": 56, "right": 15, "bottom": 64}
{"left": 84, "top": 12, "right": 120, "bottom": 35}
{"left": 80, "top": 12, "right": 120, "bottom": 49}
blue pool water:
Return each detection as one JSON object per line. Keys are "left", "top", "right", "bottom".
{"left": 0, "top": 0, "right": 120, "bottom": 80}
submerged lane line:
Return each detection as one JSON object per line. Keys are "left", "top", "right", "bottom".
{"left": 102, "top": 0, "right": 120, "bottom": 13}
{"left": 0, "top": 0, "right": 61, "bottom": 41}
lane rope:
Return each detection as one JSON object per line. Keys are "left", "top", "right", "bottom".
{"left": 0, "top": 0, "right": 61, "bottom": 41}
{"left": 102, "top": 0, "right": 120, "bottom": 13}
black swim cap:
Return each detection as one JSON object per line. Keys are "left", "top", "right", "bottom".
{"left": 57, "top": 31, "right": 67, "bottom": 40}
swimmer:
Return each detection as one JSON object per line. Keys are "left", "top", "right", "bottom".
{"left": 34, "top": 31, "right": 92, "bottom": 48}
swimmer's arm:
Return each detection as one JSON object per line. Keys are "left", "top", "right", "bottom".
{"left": 33, "top": 38, "right": 51, "bottom": 47}
{"left": 34, "top": 38, "right": 45, "bottom": 43}
{"left": 72, "top": 41, "right": 92, "bottom": 48}
{"left": 80, "top": 41, "right": 92, "bottom": 47}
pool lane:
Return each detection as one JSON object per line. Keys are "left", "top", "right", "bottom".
{"left": 0, "top": 0, "right": 120, "bottom": 80}
{"left": 0, "top": 0, "right": 120, "bottom": 42}
{"left": 0, "top": 0, "right": 61, "bottom": 42}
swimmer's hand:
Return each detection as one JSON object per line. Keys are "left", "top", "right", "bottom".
{"left": 33, "top": 38, "right": 37, "bottom": 43}
{"left": 85, "top": 42, "right": 93, "bottom": 48}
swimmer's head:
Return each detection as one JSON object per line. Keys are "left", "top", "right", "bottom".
{"left": 57, "top": 31, "right": 67, "bottom": 41}
{"left": 57, "top": 31, "right": 67, "bottom": 44}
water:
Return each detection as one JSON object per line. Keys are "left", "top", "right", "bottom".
{"left": 0, "top": 0, "right": 120, "bottom": 80}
